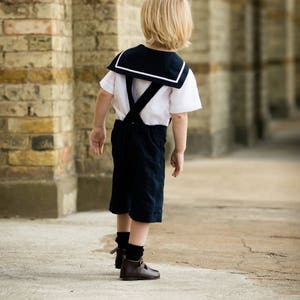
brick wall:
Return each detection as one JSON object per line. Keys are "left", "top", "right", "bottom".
{"left": 0, "top": 0, "right": 76, "bottom": 217}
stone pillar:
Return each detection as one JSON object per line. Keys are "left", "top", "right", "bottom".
{"left": 257, "top": 0, "right": 272, "bottom": 138}
{"left": 184, "top": 0, "right": 233, "bottom": 157}
{"left": 72, "top": 0, "right": 118, "bottom": 211}
{"left": 208, "top": 0, "right": 234, "bottom": 156}
{"left": 0, "top": 0, "right": 76, "bottom": 218}
{"left": 285, "top": 0, "right": 296, "bottom": 115}
{"left": 293, "top": 0, "right": 300, "bottom": 108}
{"left": 264, "top": 0, "right": 296, "bottom": 118}
{"left": 230, "top": 0, "right": 257, "bottom": 146}
{"left": 181, "top": 0, "right": 211, "bottom": 156}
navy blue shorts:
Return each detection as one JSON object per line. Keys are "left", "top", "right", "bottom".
{"left": 109, "top": 119, "right": 167, "bottom": 223}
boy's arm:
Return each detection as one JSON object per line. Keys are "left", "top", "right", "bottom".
{"left": 170, "top": 112, "right": 188, "bottom": 177}
{"left": 89, "top": 88, "right": 113, "bottom": 156}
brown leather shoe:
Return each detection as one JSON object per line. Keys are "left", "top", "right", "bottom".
{"left": 120, "top": 258, "right": 160, "bottom": 280}
{"left": 110, "top": 247, "right": 126, "bottom": 269}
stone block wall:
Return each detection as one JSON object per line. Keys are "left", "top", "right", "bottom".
{"left": 0, "top": 0, "right": 298, "bottom": 217}
{"left": 0, "top": 0, "right": 76, "bottom": 217}
{"left": 117, "top": 0, "right": 143, "bottom": 49}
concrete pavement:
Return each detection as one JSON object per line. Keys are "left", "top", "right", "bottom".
{"left": 1, "top": 114, "right": 300, "bottom": 300}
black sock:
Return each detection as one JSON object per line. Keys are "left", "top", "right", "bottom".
{"left": 115, "top": 232, "right": 130, "bottom": 249}
{"left": 126, "top": 243, "right": 144, "bottom": 261}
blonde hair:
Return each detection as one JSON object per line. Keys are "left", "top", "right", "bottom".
{"left": 141, "top": 0, "right": 193, "bottom": 51}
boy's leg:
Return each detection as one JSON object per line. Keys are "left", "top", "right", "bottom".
{"left": 121, "top": 220, "right": 160, "bottom": 280}
{"left": 117, "top": 213, "right": 131, "bottom": 232}
{"left": 116, "top": 214, "right": 131, "bottom": 248}
{"left": 114, "top": 217, "right": 148, "bottom": 258}
{"left": 126, "top": 220, "right": 149, "bottom": 261}
{"left": 128, "top": 220, "right": 149, "bottom": 246}
{"left": 112, "top": 214, "right": 131, "bottom": 269}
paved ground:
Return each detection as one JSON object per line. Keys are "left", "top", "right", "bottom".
{"left": 1, "top": 113, "right": 300, "bottom": 300}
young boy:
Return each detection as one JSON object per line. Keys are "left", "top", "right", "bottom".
{"left": 89, "top": 0, "right": 202, "bottom": 280}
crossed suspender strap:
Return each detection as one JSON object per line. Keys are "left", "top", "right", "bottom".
{"left": 124, "top": 76, "right": 163, "bottom": 123}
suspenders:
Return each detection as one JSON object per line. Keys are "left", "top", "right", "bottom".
{"left": 124, "top": 76, "right": 162, "bottom": 124}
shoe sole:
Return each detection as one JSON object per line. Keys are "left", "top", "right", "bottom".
{"left": 120, "top": 275, "right": 160, "bottom": 281}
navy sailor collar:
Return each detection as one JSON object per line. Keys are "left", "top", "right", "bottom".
{"left": 107, "top": 44, "right": 189, "bottom": 89}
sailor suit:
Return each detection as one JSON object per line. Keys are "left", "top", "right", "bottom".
{"left": 100, "top": 44, "right": 202, "bottom": 223}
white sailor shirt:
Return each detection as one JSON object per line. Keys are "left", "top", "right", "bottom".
{"left": 99, "top": 44, "right": 202, "bottom": 126}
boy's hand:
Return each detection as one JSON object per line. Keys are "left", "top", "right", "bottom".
{"left": 170, "top": 150, "right": 184, "bottom": 177}
{"left": 89, "top": 127, "right": 106, "bottom": 156}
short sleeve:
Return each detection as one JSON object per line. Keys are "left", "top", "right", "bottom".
{"left": 169, "top": 69, "right": 202, "bottom": 114}
{"left": 99, "top": 71, "right": 116, "bottom": 95}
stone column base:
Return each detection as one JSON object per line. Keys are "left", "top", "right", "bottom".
{"left": 0, "top": 176, "right": 77, "bottom": 218}
{"left": 234, "top": 126, "right": 257, "bottom": 146}
{"left": 269, "top": 101, "right": 293, "bottom": 118}
{"left": 77, "top": 174, "right": 112, "bottom": 211}
{"left": 186, "top": 129, "right": 233, "bottom": 157}
{"left": 296, "top": 97, "right": 300, "bottom": 108}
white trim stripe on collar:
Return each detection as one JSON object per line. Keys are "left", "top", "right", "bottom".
{"left": 115, "top": 51, "right": 186, "bottom": 84}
